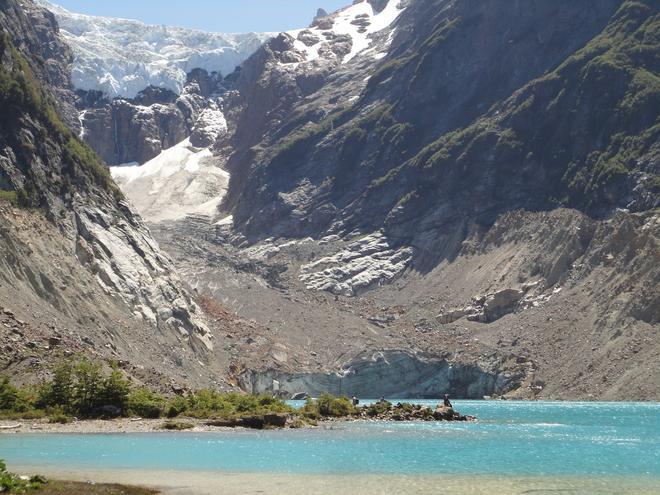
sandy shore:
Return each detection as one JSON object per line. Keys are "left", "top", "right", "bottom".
{"left": 0, "top": 417, "right": 402, "bottom": 434}
{"left": 0, "top": 418, "right": 246, "bottom": 434}
{"left": 9, "top": 466, "right": 660, "bottom": 495}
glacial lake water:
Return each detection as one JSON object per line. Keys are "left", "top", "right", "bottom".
{"left": 1, "top": 401, "right": 659, "bottom": 483}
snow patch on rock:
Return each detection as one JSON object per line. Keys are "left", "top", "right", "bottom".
{"left": 286, "top": 0, "right": 405, "bottom": 65}
{"left": 299, "top": 231, "right": 412, "bottom": 296}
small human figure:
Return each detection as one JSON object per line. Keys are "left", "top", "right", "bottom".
{"left": 378, "top": 396, "right": 386, "bottom": 403}
{"left": 352, "top": 396, "right": 359, "bottom": 406}
{"left": 443, "top": 394, "right": 452, "bottom": 408}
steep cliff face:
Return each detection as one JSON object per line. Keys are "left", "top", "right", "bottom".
{"left": 226, "top": 0, "right": 658, "bottom": 245}
{"left": 0, "top": 0, "right": 223, "bottom": 387}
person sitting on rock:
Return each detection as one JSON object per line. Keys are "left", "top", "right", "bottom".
{"left": 443, "top": 394, "right": 452, "bottom": 408}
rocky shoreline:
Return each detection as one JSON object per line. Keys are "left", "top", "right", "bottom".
{"left": 0, "top": 403, "right": 473, "bottom": 433}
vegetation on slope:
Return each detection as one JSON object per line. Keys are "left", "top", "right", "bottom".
{"left": 370, "top": 0, "right": 659, "bottom": 220}
{"left": 236, "top": 0, "right": 657, "bottom": 241}
{"left": 0, "top": 32, "right": 121, "bottom": 206}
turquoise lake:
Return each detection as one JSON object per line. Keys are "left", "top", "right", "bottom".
{"left": 1, "top": 401, "right": 659, "bottom": 479}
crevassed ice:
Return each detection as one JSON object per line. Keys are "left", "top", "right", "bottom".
{"left": 38, "top": 1, "right": 274, "bottom": 98}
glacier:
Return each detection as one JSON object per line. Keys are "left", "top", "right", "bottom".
{"left": 39, "top": 1, "right": 275, "bottom": 98}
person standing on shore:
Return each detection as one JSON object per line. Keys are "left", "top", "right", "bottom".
{"left": 443, "top": 394, "right": 452, "bottom": 408}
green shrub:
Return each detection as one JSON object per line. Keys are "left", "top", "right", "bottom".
{"left": 128, "top": 388, "right": 164, "bottom": 418}
{"left": 0, "top": 376, "right": 18, "bottom": 411}
{"left": 300, "top": 397, "right": 321, "bottom": 420}
{"left": 99, "top": 369, "right": 131, "bottom": 414}
{"left": 49, "top": 412, "right": 71, "bottom": 424}
{"left": 316, "top": 393, "right": 356, "bottom": 417}
{"left": 159, "top": 420, "right": 194, "bottom": 431}
{"left": 38, "top": 360, "right": 73, "bottom": 411}
{"left": 0, "top": 458, "right": 46, "bottom": 493}
{"left": 165, "top": 395, "right": 188, "bottom": 418}
{"left": 366, "top": 400, "right": 392, "bottom": 417}
{"left": 0, "top": 190, "right": 18, "bottom": 206}
{"left": 183, "top": 390, "right": 294, "bottom": 419}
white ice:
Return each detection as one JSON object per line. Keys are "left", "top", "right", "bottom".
{"left": 38, "top": 1, "right": 274, "bottom": 98}
{"left": 111, "top": 139, "right": 229, "bottom": 223}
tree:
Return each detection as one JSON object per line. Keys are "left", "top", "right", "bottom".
{"left": 72, "top": 358, "right": 103, "bottom": 415}
{"left": 0, "top": 376, "right": 17, "bottom": 411}
{"left": 99, "top": 369, "right": 130, "bottom": 414}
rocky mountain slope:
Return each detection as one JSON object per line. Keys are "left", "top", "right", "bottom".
{"left": 37, "top": 1, "right": 273, "bottom": 98}
{"left": 29, "top": 0, "right": 660, "bottom": 399}
{"left": 0, "top": 0, "right": 233, "bottom": 390}
{"left": 165, "top": 0, "right": 659, "bottom": 400}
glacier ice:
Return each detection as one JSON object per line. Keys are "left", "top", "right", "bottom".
{"left": 39, "top": 1, "right": 275, "bottom": 98}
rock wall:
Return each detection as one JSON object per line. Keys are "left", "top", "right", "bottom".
{"left": 80, "top": 73, "right": 222, "bottom": 165}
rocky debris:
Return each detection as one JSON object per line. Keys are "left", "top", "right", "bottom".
{"left": 352, "top": 401, "right": 472, "bottom": 422}
{"left": 297, "top": 30, "right": 321, "bottom": 47}
{"left": 299, "top": 232, "right": 413, "bottom": 296}
{"left": 437, "top": 288, "right": 527, "bottom": 324}
{"left": 291, "top": 392, "right": 309, "bottom": 400}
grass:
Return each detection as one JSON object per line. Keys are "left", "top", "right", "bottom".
{"left": 158, "top": 420, "right": 194, "bottom": 431}
{"left": 1, "top": 460, "right": 46, "bottom": 493}
{"left": 0, "top": 190, "right": 18, "bottom": 206}
{"left": 31, "top": 481, "right": 157, "bottom": 494}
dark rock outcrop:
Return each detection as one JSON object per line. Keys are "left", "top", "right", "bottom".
{"left": 207, "top": 413, "right": 289, "bottom": 429}
{"left": 79, "top": 76, "right": 219, "bottom": 165}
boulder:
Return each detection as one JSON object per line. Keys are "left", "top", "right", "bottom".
{"left": 482, "top": 289, "right": 524, "bottom": 321}
{"left": 433, "top": 405, "right": 455, "bottom": 420}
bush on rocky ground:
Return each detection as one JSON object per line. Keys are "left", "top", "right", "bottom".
{"left": 0, "top": 358, "right": 294, "bottom": 422}
{"left": 300, "top": 393, "right": 357, "bottom": 418}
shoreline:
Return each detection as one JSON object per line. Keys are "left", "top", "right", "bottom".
{"left": 0, "top": 414, "right": 468, "bottom": 435}
{"left": 0, "top": 417, "right": 240, "bottom": 434}
{"left": 8, "top": 466, "right": 660, "bottom": 495}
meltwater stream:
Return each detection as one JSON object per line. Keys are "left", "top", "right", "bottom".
{"left": 1, "top": 401, "right": 659, "bottom": 479}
